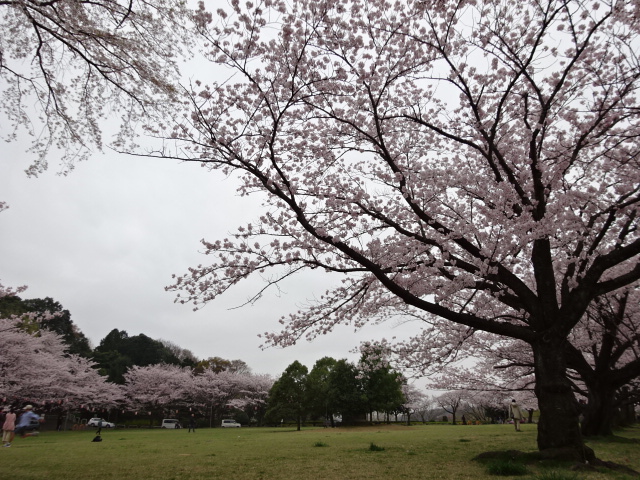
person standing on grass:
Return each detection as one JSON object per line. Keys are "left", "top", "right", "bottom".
{"left": 14, "top": 405, "right": 42, "bottom": 438}
{"left": 2, "top": 407, "right": 16, "bottom": 447}
{"left": 508, "top": 399, "right": 525, "bottom": 432}
{"left": 188, "top": 414, "right": 196, "bottom": 433}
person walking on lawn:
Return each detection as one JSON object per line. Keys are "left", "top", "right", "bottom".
{"left": 509, "top": 399, "right": 525, "bottom": 432}
{"left": 2, "top": 407, "right": 16, "bottom": 447}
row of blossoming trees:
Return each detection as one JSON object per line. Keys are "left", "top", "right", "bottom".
{"left": 4, "top": 274, "right": 636, "bottom": 431}
{"left": 124, "top": 365, "right": 273, "bottom": 426}
{"left": 0, "top": 278, "right": 273, "bottom": 425}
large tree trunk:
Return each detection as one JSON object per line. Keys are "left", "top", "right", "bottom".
{"left": 581, "top": 383, "right": 616, "bottom": 437}
{"left": 532, "top": 338, "right": 595, "bottom": 462}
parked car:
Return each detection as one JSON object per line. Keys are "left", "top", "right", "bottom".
{"left": 87, "top": 418, "right": 115, "bottom": 428}
{"left": 221, "top": 419, "right": 241, "bottom": 428}
{"left": 161, "top": 419, "right": 182, "bottom": 429}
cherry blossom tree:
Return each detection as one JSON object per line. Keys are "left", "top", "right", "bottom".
{"left": 0, "top": 318, "right": 68, "bottom": 401}
{"left": 418, "top": 290, "right": 640, "bottom": 436}
{"left": 157, "top": 0, "right": 640, "bottom": 460}
{"left": 0, "top": 0, "right": 192, "bottom": 174}
{"left": 192, "top": 369, "right": 272, "bottom": 426}
{"left": 0, "top": 284, "right": 123, "bottom": 410}
{"left": 436, "top": 390, "right": 468, "bottom": 425}
{"left": 51, "top": 353, "right": 125, "bottom": 411}
{"left": 123, "top": 363, "right": 194, "bottom": 414}
{"left": 225, "top": 373, "right": 273, "bottom": 424}
{"left": 0, "top": 295, "right": 93, "bottom": 357}
{"left": 438, "top": 341, "right": 537, "bottom": 399}
{"left": 121, "top": 362, "right": 272, "bottom": 424}
{"left": 566, "top": 289, "right": 640, "bottom": 435}
{"left": 400, "top": 383, "right": 426, "bottom": 425}
{"left": 413, "top": 395, "right": 440, "bottom": 424}
{"left": 463, "top": 391, "right": 513, "bottom": 424}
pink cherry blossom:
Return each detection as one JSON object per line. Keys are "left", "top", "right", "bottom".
{"left": 159, "top": 0, "right": 640, "bottom": 457}
{"left": 0, "top": 0, "right": 192, "bottom": 175}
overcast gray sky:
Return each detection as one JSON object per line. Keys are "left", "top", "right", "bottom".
{"left": 0, "top": 137, "right": 426, "bottom": 381}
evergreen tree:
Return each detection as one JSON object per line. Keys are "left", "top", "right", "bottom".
{"left": 93, "top": 329, "right": 183, "bottom": 384}
{"left": 306, "top": 357, "right": 338, "bottom": 425}
{"left": 265, "top": 361, "right": 309, "bottom": 431}
{"left": 326, "top": 360, "right": 366, "bottom": 425}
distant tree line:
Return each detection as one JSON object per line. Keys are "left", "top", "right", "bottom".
{"left": 0, "top": 295, "right": 92, "bottom": 357}
{"left": 0, "top": 294, "right": 201, "bottom": 382}
{"left": 3, "top": 291, "right": 634, "bottom": 434}
{"left": 0, "top": 291, "right": 414, "bottom": 428}
{"left": 0, "top": 292, "right": 270, "bottom": 425}
{"left": 265, "top": 356, "right": 406, "bottom": 430}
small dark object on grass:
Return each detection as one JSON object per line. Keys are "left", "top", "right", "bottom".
{"left": 368, "top": 442, "right": 385, "bottom": 452}
{"left": 92, "top": 435, "right": 102, "bottom": 442}
{"left": 313, "top": 442, "right": 329, "bottom": 447}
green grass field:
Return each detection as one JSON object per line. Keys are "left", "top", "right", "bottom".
{"left": 2, "top": 424, "right": 639, "bottom": 480}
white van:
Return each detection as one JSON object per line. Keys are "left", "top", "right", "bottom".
{"left": 221, "top": 419, "right": 241, "bottom": 428}
{"left": 161, "top": 419, "right": 182, "bottom": 429}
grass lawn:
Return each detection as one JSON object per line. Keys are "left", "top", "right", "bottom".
{"left": 2, "top": 423, "right": 639, "bottom": 480}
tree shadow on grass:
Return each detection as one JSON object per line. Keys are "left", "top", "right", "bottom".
{"left": 585, "top": 435, "right": 640, "bottom": 445}
{"left": 473, "top": 449, "right": 639, "bottom": 477}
